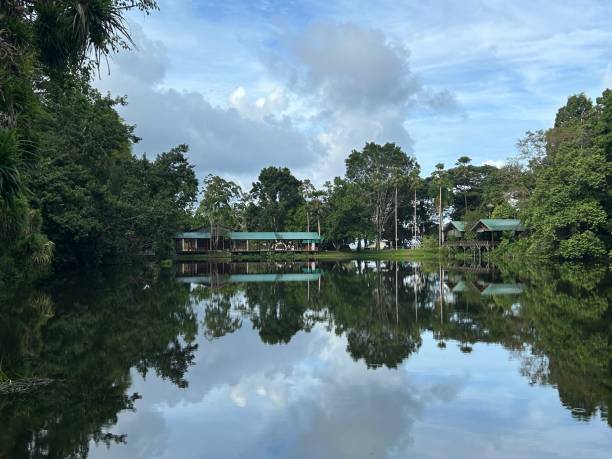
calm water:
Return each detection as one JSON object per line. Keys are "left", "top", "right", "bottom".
{"left": 1, "top": 260, "right": 610, "bottom": 458}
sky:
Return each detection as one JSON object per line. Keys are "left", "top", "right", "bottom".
{"left": 95, "top": 0, "right": 612, "bottom": 188}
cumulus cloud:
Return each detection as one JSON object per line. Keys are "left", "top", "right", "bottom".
{"left": 96, "top": 20, "right": 461, "bottom": 184}
{"left": 228, "top": 86, "right": 290, "bottom": 121}
{"left": 289, "top": 23, "right": 420, "bottom": 111}
{"left": 96, "top": 25, "right": 322, "bottom": 179}
{"left": 261, "top": 23, "right": 462, "bottom": 181}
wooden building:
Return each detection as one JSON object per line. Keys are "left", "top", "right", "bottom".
{"left": 175, "top": 231, "right": 323, "bottom": 254}
{"left": 444, "top": 219, "right": 524, "bottom": 250}
{"left": 443, "top": 221, "right": 467, "bottom": 240}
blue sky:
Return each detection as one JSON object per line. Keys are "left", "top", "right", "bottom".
{"left": 95, "top": 0, "right": 612, "bottom": 187}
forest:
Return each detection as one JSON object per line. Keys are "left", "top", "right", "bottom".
{"left": 1, "top": 0, "right": 610, "bottom": 281}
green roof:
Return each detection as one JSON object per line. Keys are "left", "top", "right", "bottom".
{"left": 228, "top": 231, "right": 322, "bottom": 241}
{"left": 175, "top": 273, "right": 321, "bottom": 284}
{"left": 176, "top": 231, "right": 211, "bottom": 238}
{"left": 229, "top": 273, "right": 321, "bottom": 282}
{"left": 176, "top": 231, "right": 323, "bottom": 241}
{"left": 475, "top": 219, "right": 523, "bottom": 232}
{"left": 481, "top": 283, "right": 525, "bottom": 296}
{"left": 449, "top": 221, "right": 466, "bottom": 232}
{"left": 451, "top": 280, "right": 479, "bottom": 293}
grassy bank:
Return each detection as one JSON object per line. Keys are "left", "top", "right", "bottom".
{"left": 175, "top": 248, "right": 445, "bottom": 262}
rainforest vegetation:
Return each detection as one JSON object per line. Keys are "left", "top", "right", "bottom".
{"left": 1, "top": 0, "right": 610, "bottom": 283}
{"left": 196, "top": 96, "right": 611, "bottom": 261}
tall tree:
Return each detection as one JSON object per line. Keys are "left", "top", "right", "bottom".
{"left": 247, "top": 167, "right": 304, "bottom": 231}
{"left": 345, "top": 142, "right": 418, "bottom": 249}
{"left": 454, "top": 156, "right": 472, "bottom": 216}
{"left": 430, "top": 163, "right": 450, "bottom": 246}
{"left": 196, "top": 175, "right": 242, "bottom": 249}
{"left": 321, "top": 178, "right": 372, "bottom": 249}
{"left": 524, "top": 93, "right": 609, "bottom": 259}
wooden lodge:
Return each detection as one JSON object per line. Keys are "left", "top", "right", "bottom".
{"left": 175, "top": 230, "right": 323, "bottom": 254}
{"left": 444, "top": 219, "right": 524, "bottom": 250}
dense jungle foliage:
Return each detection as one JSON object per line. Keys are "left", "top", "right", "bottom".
{"left": 0, "top": 0, "right": 197, "bottom": 277}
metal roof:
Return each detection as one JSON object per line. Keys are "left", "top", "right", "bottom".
{"left": 175, "top": 273, "right": 321, "bottom": 284}
{"left": 176, "top": 231, "right": 323, "bottom": 241}
{"left": 481, "top": 283, "right": 525, "bottom": 296}
{"left": 228, "top": 231, "right": 322, "bottom": 241}
{"left": 175, "top": 231, "right": 211, "bottom": 238}
{"left": 474, "top": 219, "right": 523, "bottom": 232}
{"left": 445, "top": 221, "right": 466, "bottom": 232}
{"left": 451, "top": 280, "right": 479, "bottom": 293}
{"left": 229, "top": 273, "right": 321, "bottom": 282}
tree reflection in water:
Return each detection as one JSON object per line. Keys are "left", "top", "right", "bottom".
{"left": 0, "top": 259, "right": 609, "bottom": 457}
{"left": 195, "top": 260, "right": 611, "bottom": 427}
{"left": 0, "top": 266, "right": 198, "bottom": 458}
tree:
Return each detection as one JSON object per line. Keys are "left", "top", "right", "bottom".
{"left": 345, "top": 142, "right": 418, "bottom": 249}
{"left": 454, "top": 156, "right": 472, "bottom": 217}
{"left": 28, "top": 81, "right": 198, "bottom": 264}
{"left": 247, "top": 167, "right": 304, "bottom": 231}
{"left": 196, "top": 175, "right": 242, "bottom": 249}
{"left": 29, "top": 0, "right": 158, "bottom": 72}
{"left": 446, "top": 158, "right": 499, "bottom": 220}
{"left": 524, "top": 93, "right": 608, "bottom": 259}
{"left": 321, "top": 178, "right": 372, "bottom": 249}
{"left": 430, "top": 163, "right": 451, "bottom": 246}
{"left": 300, "top": 179, "right": 316, "bottom": 232}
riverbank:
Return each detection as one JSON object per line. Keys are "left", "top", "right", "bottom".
{"left": 174, "top": 248, "right": 445, "bottom": 262}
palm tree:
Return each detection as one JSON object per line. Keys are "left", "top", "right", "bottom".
{"left": 455, "top": 156, "right": 472, "bottom": 216}
{"left": 432, "top": 163, "right": 447, "bottom": 246}
{"left": 33, "top": 0, "right": 158, "bottom": 70}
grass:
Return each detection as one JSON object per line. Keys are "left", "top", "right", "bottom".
{"left": 175, "top": 247, "right": 445, "bottom": 262}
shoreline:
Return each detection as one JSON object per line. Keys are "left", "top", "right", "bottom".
{"left": 173, "top": 248, "right": 445, "bottom": 262}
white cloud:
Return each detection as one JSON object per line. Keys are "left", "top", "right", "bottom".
{"left": 261, "top": 22, "right": 461, "bottom": 182}
{"left": 228, "top": 86, "right": 290, "bottom": 120}
{"left": 96, "top": 25, "right": 323, "bottom": 179}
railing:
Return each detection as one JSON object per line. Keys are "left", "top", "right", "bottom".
{"left": 444, "top": 240, "right": 499, "bottom": 249}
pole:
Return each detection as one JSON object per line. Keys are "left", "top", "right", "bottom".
{"left": 307, "top": 212, "right": 310, "bottom": 255}
{"left": 438, "top": 185, "right": 443, "bottom": 246}
{"left": 413, "top": 187, "right": 417, "bottom": 241}
{"left": 394, "top": 186, "right": 398, "bottom": 250}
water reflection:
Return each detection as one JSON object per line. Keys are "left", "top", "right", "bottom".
{"left": 0, "top": 267, "right": 197, "bottom": 457}
{"left": 0, "top": 260, "right": 610, "bottom": 458}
